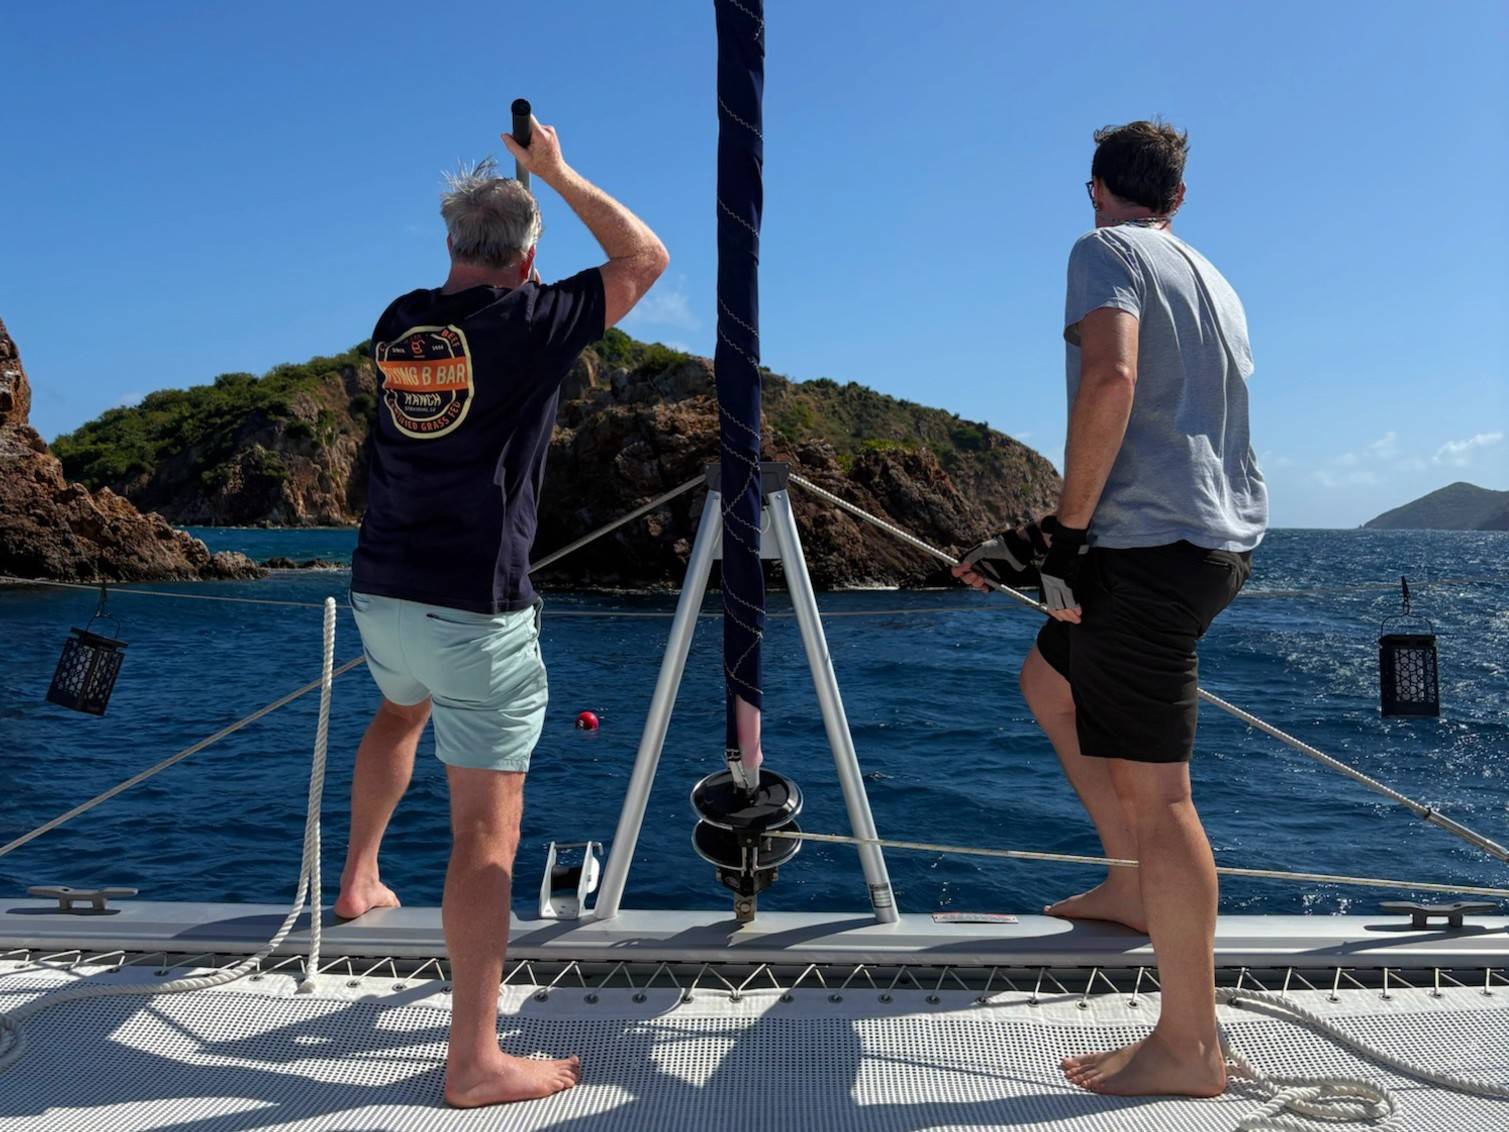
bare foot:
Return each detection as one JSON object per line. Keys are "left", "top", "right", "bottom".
{"left": 1062, "top": 1031, "right": 1226, "bottom": 1097}
{"left": 333, "top": 876, "right": 400, "bottom": 920}
{"left": 445, "top": 1051, "right": 582, "bottom": 1107}
{"left": 1044, "top": 875, "right": 1146, "bottom": 934}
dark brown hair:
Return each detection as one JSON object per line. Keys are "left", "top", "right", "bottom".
{"left": 1091, "top": 121, "right": 1189, "bottom": 213}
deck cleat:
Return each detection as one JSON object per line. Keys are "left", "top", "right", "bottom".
{"left": 691, "top": 767, "right": 804, "bottom": 923}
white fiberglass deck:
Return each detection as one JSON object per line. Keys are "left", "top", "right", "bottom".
{"left": 2, "top": 901, "right": 1508, "bottom": 1130}
{"left": 3, "top": 900, "right": 1508, "bottom": 970}
{"left": 2, "top": 961, "right": 1507, "bottom": 1132}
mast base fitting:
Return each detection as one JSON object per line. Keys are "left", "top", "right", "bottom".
{"left": 692, "top": 767, "right": 804, "bottom": 924}
{"left": 691, "top": 821, "right": 801, "bottom": 924}
{"left": 691, "top": 767, "right": 802, "bottom": 831}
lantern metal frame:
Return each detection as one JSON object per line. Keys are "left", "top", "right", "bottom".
{"left": 45, "top": 582, "right": 128, "bottom": 716}
{"left": 1378, "top": 577, "right": 1439, "bottom": 718}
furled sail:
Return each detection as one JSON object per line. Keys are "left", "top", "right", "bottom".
{"left": 714, "top": 0, "right": 766, "bottom": 790}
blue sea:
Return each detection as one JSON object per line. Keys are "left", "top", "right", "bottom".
{"left": 1, "top": 528, "right": 1505, "bottom": 918}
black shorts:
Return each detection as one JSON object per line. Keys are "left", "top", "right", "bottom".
{"left": 1035, "top": 541, "right": 1251, "bottom": 763}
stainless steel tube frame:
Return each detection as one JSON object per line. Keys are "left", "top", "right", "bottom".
{"left": 766, "top": 489, "right": 898, "bottom": 922}
{"left": 592, "top": 491, "right": 723, "bottom": 920}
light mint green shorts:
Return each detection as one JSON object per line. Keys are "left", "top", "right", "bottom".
{"left": 349, "top": 591, "right": 547, "bottom": 773}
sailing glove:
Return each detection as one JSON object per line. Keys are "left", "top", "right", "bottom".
{"left": 1037, "top": 516, "right": 1089, "bottom": 612}
{"left": 959, "top": 520, "right": 1052, "bottom": 584}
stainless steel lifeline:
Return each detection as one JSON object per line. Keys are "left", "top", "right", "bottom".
{"left": 593, "top": 475, "right": 898, "bottom": 923}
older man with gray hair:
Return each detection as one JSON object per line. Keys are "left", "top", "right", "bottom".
{"left": 335, "top": 113, "right": 667, "bottom": 1108}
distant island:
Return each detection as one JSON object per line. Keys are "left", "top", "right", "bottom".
{"left": 1363, "top": 482, "right": 1509, "bottom": 531}
{"left": 34, "top": 328, "right": 1061, "bottom": 589}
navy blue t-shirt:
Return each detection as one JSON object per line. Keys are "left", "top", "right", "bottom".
{"left": 352, "top": 268, "right": 606, "bottom": 613}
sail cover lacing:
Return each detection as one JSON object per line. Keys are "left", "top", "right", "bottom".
{"left": 714, "top": 0, "right": 767, "bottom": 786}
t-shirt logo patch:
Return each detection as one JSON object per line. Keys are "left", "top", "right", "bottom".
{"left": 374, "top": 325, "right": 475, "bottom": 439}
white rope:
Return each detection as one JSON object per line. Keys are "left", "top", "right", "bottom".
{"left": 786, "top": 473, "right": 1509, "bottom": 864}
{"left": 297, "top": 596, "right": 335, "bottom": 992}
{"left": 762, "top": 827, "right": 1509, "bottom": 899}
{"left": 1218, "top": 987, "right": 1509, "bottom": 1130}
{"left": 0, "top": 479, "right": 713, "bottom": 857}
{"left": 773, "top": 820, "right": 1509, "bottom": 1124}
{"left": 0, "top": 598, "right": 338, "bottom": 1070}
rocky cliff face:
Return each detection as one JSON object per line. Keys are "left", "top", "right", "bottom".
{"left": 54, "top": 334, "right": 1063, "bottom": 589}
{"left": 534, "top": 352, "right": 1061, "bottom": 589}
{"left": 0, "top": 317, "right": 261, "bottom": 582}
{"left": 121, "top": 363, "right": 374, "bottom": 527}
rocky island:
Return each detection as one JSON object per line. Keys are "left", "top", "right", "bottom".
{"left": 45, "top": 329, "right": 1063, "bottom": 589}
{"left": 0, "top": 317, "right": 261, "bottom": 583}
{"left": 1363, "top": 482, "right": 1509, "bottom": 531}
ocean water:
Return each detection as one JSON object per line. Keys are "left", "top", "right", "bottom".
{"left": 1, "top": 528, "right": 1505, "bottom": 919}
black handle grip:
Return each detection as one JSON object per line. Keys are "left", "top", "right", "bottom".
{"left": 510, "top": 99, "right": 533, "bottom": 148}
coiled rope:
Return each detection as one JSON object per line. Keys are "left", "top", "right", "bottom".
{"left": 1217, "top": 986, "right": 1509, "bottom": 1129}
{"left": 0, "top": 596, "right": 337, "bottom": 1070}
{"left": 779, "top": 474, "right": 1509, "bottom": 1127}
{"left": 2, "top": 479, "right": 1504, "bottom": 1126}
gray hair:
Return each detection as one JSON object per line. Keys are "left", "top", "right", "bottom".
{"left": 439, "top": 157, "right": 543, "bottom": 269}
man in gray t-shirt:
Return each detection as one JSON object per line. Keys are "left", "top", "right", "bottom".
{"left": 1064, "top": 223, "right": 1266, "bottom": 551}
{"left": 955, "top": 121, "right": 1265, "bottom": 1100}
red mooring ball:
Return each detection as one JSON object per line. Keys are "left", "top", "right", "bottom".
{"left": 575, "top": 711, "right": 600, "bottom": 732}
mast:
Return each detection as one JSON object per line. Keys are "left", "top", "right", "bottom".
{"left": 714, "top": 0, "right": 766, "bottom": 787}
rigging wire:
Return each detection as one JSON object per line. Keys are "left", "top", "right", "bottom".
{"left": 0, "top": 655, "right": 364, "bottom": 861}
{"left": 0, "top": 598, "right": 338, "bottom": 1071}
{"left": 786, "top": 473, "right": 1509, "bottom": 864}
{"left": 761, "top": 828, "right": 1509, "bottom": 900}
{"left": 5, "top": 571, "right": 1499, "bottom": 612}
{"left": 0, "top": 575, "right": 991, "bottom": 617}
{"left": 4, "top": 476, "right": 1507, "bottom": 869}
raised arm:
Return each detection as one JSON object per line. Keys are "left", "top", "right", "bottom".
{"left": 503, "top": 117, "right": 669, "bottom": 328}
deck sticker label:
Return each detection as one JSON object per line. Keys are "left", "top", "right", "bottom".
{"left": 375, "top": 325, "right": 474, "bottom": 439}
{"left": 931, "top": 912, "right": 1019, "bottom": 924}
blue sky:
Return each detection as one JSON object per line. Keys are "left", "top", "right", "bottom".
{"left": 2, "top": 1, "right": 1504, "bottom": 527}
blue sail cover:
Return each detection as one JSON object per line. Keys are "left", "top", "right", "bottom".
{"left": 714, "top": 0, "right": 765, "bottom": 770}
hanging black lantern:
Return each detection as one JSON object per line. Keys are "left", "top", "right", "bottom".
{"left": 46, "top": 582, "right": 127, "bottom": 716}
{"left": 1378, "top": 576, "right": 1438, "bottom": 717}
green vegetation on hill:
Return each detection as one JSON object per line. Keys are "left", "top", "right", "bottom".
{"left": 592, "top": 327, "right": 693, "bottom": 375}
{"left": 53, "top": 345, "right": 370, "bottom": 490}
{"left": 593, "top": 327, "right": 1009, "bottom": 471}
{"left": 50, "top": 329, "right": 1041, "bottom": 529}
{"left": 765, "top": 374, "right": 1004, "bottom": 471}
